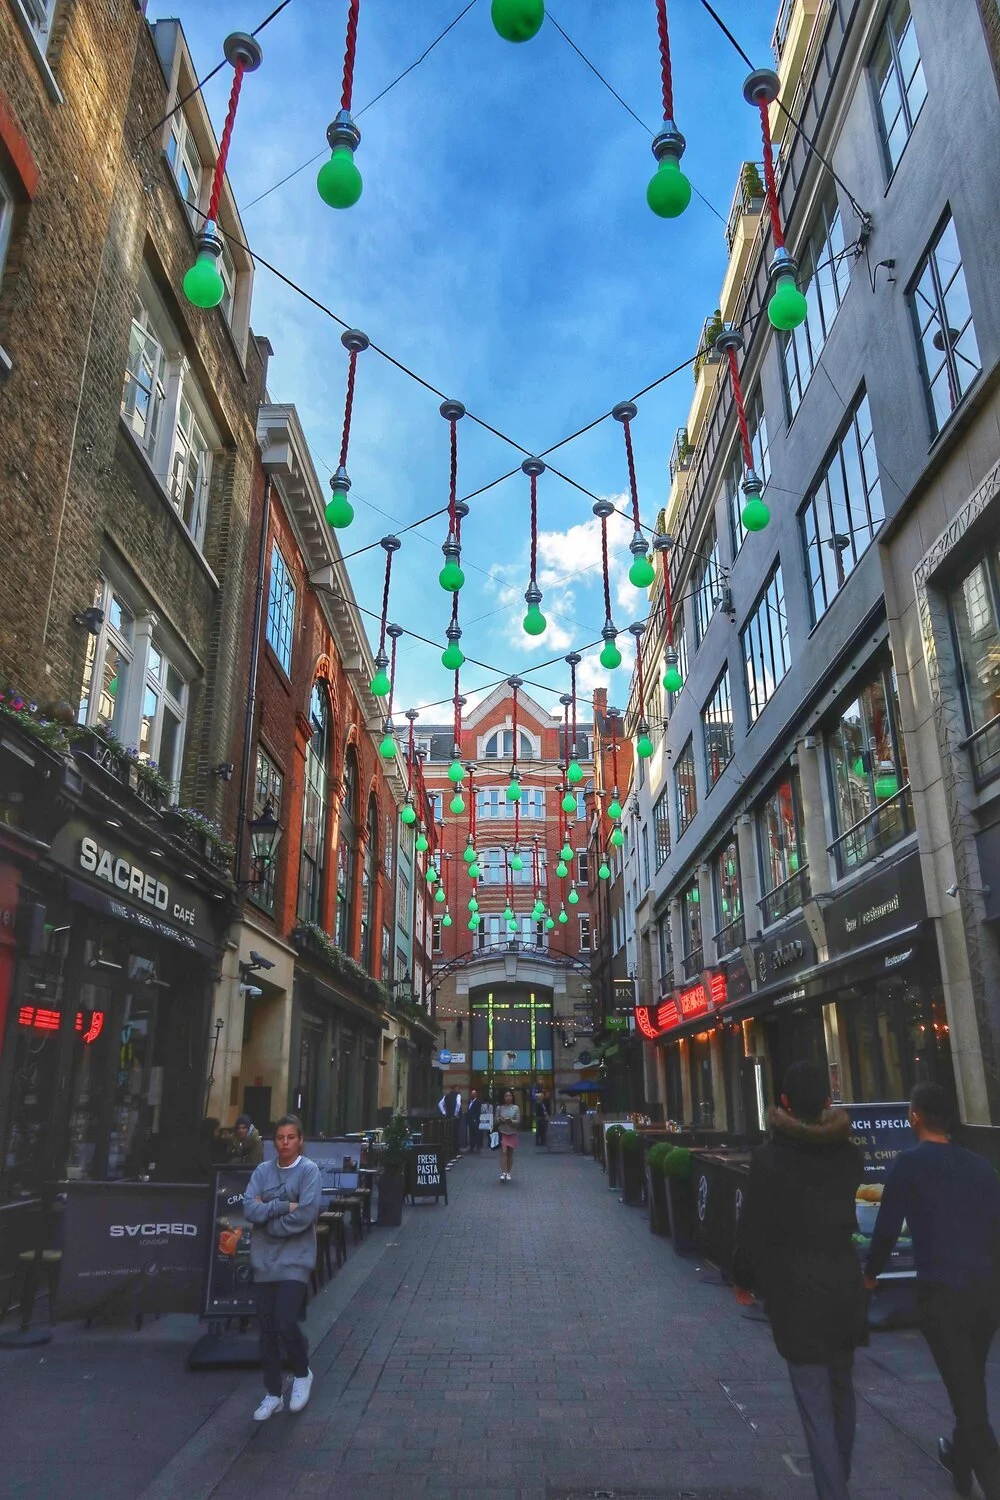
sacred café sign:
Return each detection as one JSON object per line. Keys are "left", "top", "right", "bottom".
{"left": 634, "top": 972, "right": 727, "bottom": 1041}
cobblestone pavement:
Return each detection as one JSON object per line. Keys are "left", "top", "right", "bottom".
{"left": 6, "top": 1144, "right": 999, "bottom": 1499}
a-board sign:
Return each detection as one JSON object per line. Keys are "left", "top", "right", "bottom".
{"left": 407, "top": 1146, "right": 447, "bottom": 1204}
{"left": 203, "top": 1166, "right": 256, "bottom": 1317}
{"left": 57, "top": 1181, "right": 210, "bottom": 1320}
{"left": 847, "top": 1102, "right": 916, "bottom": 1278}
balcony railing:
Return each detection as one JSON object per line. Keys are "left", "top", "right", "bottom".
{"left": 758, "top": 864, "right": 811, "bottom": 928}
{"left": 669, "top": 426, "right": 694, "bottom": 482}
{"left": 714, "top": 911, "right": 746, "bottom": 960}
{"left": 828, "top": 784, "right": 914, "bottom": 880}
{"left": 771, "top": 0, "right": 796, "bottom": 62}
{"left": 692, "top": 315, "right": 724, "bottom": 382}
{"left": 682, "top": 945, "right": 704, "bottom": 981}
{"left": 724, "top": 162, "right": 766, "bottom": 253}
{"left": 962, "top": 715, "right": 1000, "bottom": 789}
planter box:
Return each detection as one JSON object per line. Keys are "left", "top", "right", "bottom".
{"left": 619, "top": 1145, "right": 644, "bottom": 1206}
{"left": 605, "top": 1141, "right": 619, "bottom": 1190}
{"left": 691, "top": 1152, "right": 751, "bottom": 1282}
{"left": 646, "top": 1164, "right": 669, "bottom": 1236}
{"left": 665, "top": 1174, "right": 697, "bottom": 1255}
{"left": 377, "top": 1171, "right": 405, "bottom": 1227}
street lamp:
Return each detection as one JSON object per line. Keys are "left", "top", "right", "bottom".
{"left": 245, "top": 801, "right": 282, "bottom": 886}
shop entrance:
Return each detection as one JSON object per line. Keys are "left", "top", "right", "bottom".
{"left": 762, "top": 1004, "right": 828, "bottom": 1103}
{"left": 469, "top": 982, "right": 554, "bottom": 1128}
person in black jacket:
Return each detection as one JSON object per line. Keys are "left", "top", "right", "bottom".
{"left": 865, "top": 1082, "right": 1000, "bottom": 1500}
{"left": 465, "top": 1089, "right": 483, "bottom": 1152}
{"left": 734, "top": 1060, "right": 866, "bottom": 1500}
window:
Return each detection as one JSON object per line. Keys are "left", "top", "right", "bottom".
{"left": 169, "top": 394, "right": 212, "bottom": 547}
{"left": 432, "top": 918, "right": 443, "bottom": 955}
{"left": 18, "top": 0, "right": 57, "bottom": 46}
{"left": 483, "top": 728, "right": 534, "bottom": 759}
{"left": 665, "top": 609, "right": 689, "bottom": 708}
{"left": 251, "top": 748, "right": 282, "bottom": 912}
{"left": 382, "top": 925, "right": 392, "bottom": 976}
{"left": 726, "top": 389, "right": 770, "bottom": 555}
{"left": 712, "top": 836, "right": 742, "bottom": 948}
{"left": 782, "top": 195, "right": 851, "bottom": 417}
{"left": 653, "top": 789, "right": 671, "bottom": 869}
{"left": 77, "top": 576, "right": 188, "bottom": 796}
{"left": 265, "top": 545, "right": 295, "bottom": 675}
{"left": 951, "top": 553, "right": 1000, "bottom": 773}
{"left": 801, "top": 392, "right": 884, "bottom": 622}
{"left": 336, "top": 749, "right": 359, "bottom": 953}
{"left": 299, "top": 683, "right": 331, "bottom": 924}
{"left": 579, "top": 915, "right": 591, "bottom": 952}
{"left": 383, "top": 815, "right": 394, "bottom": 879}
{"left": 871, "top": 0, "right": 927, "bottom": 173}
{"left": 429, "top": 792, "right": 443, "bottom": 823}
{"left": 826, "top": 663, "right": 910, "bottom": 872}
{"left": 577, "top": 851, "right": 590, "bottom": 884}
{"left": 680, "top": 877, "right": 702, "bottom": 961}
{"left": 122, "top": 297, "right": 167, "bottom": 457}
{"left": 166, "top": 113, "right": 202, "bottom": 224}
{"left": 742, "top": 562, "right": 790, "bottom": 723}
{"left": 219, "top": 235, "right": 238, "bottom": 327}
{"left": 910, "top": 214, "right": 981, "bottom": 436}
{"left": 0, "top": 166, "right": 15, "bottom": 285}
{"left": 476, "top": 787, "right": 543, "bottom": 820}
{"left": 360, "top": 797, "right": 378, "bottom": 969}
{"left": 397, "top": 862, "right": 411, "bottom": 935}
{"left": 642, "top": 826, "right": 651, "bottom": 890}
{"left": 757, "top": 770, "right": 805, "bottom": 909}
{"left": 674, "top": 738, "right": 697, "bottom": 837}
{"left": 702, "top": 668, "right": 734, "bottom": 791}
{"left": 693, "top": 522, "right": 720, "bottom": 645}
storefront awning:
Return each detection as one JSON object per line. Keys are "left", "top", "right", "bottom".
{"left": 306, "top": 973, "right": 388, "bottom": 1032}
{"left": 66, "top": 876, "right": 222, "bottom": 959}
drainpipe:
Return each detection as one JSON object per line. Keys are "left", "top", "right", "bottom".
{"left": 234, "top": 475, "right": 272, "bottom": 886}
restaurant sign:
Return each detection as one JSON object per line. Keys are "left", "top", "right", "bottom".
{"left": 750, "top": 916, "right": 815, "bottom": 989}
{"left": 634, "top": 972, "right": 726, "bottom": 1039}
{"left": 825, "top": 851, "right": 926, "bottom": 960}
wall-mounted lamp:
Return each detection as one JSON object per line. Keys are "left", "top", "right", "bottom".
{"left": 215, "top": 763, "right": 234, "bottom": 782}
{"left": 945, "top": 882, "right": 990, "bottom": 898}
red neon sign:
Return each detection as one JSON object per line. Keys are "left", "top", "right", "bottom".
{"left": 75, "top": 1010, "right": 106, "bottom": 1044}
{"left": 19, "top": 1007, "right": 105, "bottom": 1043}
{"left": 634, "top": 971, "right": 727, "bottom": 1039}
{"left": 635, "top": 1006, "right": 657, "bottom": 1040}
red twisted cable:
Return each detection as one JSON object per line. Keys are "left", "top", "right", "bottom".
{"left": 514, "top": 797, "right": 520, "bottom": 851}
{"left": 569, "top": 659, "right": 578, "bottom": 748}
{"left": 655, "top": 0, "right": 674, "bottom": 122}
{"left": 664, "top": 559, "right": 675, "bottom": 648}
{"left": 453, "top": 671, "right": 461, "bottom": 746}
{"left": 600, "top": 510, "right": 612, "bottom": 619}
{"left": 726, "top": 346, "right": 754, "bottom": 470}
{"left": 449, "top": 419, "right": 459, "bottom": 536}
{"left": 635, "top": 633, "right": 646, "bottom": 706}
{"left": 562, "top": 700, "right": 570, "bottom": 771}
{"left": 378, "top": 548, "right": 392, "bottom": 653}
{"left": 207, "top": 59, "right": 246, "bottom": 226}
{"left": 758, "top": 100, "right": 785, "bottom": 250}
{"left": 622, "top": 417, "right": 642, "bottom": 532}
{"left": 406, "top": 715, "right": 414, "bottom": 790}
{"left": 341, "top": 0, "right": 360, "bottom": 113}
{"left": 339, "top": 349, "right": 358, "bottom": 469}
{"left": 511, "top": 680, "right": 519, "bottom": 776}
{"left": 611, "top": 715, "right": 620, "bottom": 791}
{"left": 529, "top": 471, "right": 538, "bottom": 582}
{"left": 387, "top": 633, "right": 398, "bottom": 718}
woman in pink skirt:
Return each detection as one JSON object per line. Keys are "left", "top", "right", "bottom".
{"left": 497, "top": 1089, "right": 520, "bottom": 1182}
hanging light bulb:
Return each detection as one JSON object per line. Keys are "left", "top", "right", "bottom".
{"left": 663, "top": 647, "right": 683, "bottom": 694}
{"left": 442, "top": 911, "right": 453, "bottom": 928}
{"left": 566, "top": 758, "right": 584, "bottom": 785}
{"left": 468, "top": 895, "right": 479, "bottom": 911}
{"left": 636, "top": 719, "right": 655, "bottom": 759}
{"left": 545, "top": 914, "right": 556, "bottom": 931}
{"left": 400, "top": 796, "right": 417, "bottom": 826}
{"left": 556, "top": 860, "right": 569, "bottom": 879}
{"left": 441, "top": 620, "right": 465, "bottom": 671}
{"left": 491, "top": 0, "right": 544, "bottom": 42}
{"left": 450, "top": 790, "right": 465, "bottom": 816}
{"left": 505, "top": 771, "right": 522, "bottom": 803}
{"left": 740, "top": 469, "right": 770, "bottom": 533}
{"left": 325, "top": 466, "right": 354, "bottom": 529}
{"left": 369, "top": 650, "right": 391, "bottom": 699}
{"left": 379, "top": 721, "right": 396, "bottom": 760}
{"left": 503, "top": 905, "right": 514, "bottom": 923}
{"left": 522, "top": 580, "right": 546, "bottom": 637}
{"left": 628, "top": 530, "right": 656, "bottom": 589}
{"left": 415, "top": 829, "right": 429, "bottom": 854}
{"left": 439, "top": 533, "right": 465, "bottom": 593}
{"left": 448, "top": 758, "right": 464, "bottom": 784}
{"left": 560, "top": 840, "right": 573, "bottom": 863}
{"left": 600, "top": 621, "right": 622, "bottom": 671}
{"left": 469, "top": 914, "right": 480, "bottom": 931}
{"left": 607, "top": 792, "right": 622, "bottom": 822}
{"left": 568, "top": 884, "right": 579, "bottom": 906}
{"left": 507, "top": 917, "right": 519, "bottom": 933}
{"left": 463, "top": 840, "right": 477, "bottom": 864}
{"left": 558, "top": 907, "right": 568, "bottom": 924}
{"left": 183, "top": 228, "right": 226, "bottom": 308}
{"left": 469, "top": 861, "right": 481, "bottom": 879}
{"left": 610, "top": 824, "right": 625, "bottom": 848}
{"left": 647, "top": 121, "right": 691, "bottom": 219}
{"left": 426, "top": 866, "right": 438, "bottom": 887}
{"left": 598, "top": 860, "right": 611, "bottom": 880}
{"left": 767, "top": 249, "right": 808, "bottom": 331}
{"left": 435, "top": 886, "right": 447, "bottom": 904}
{"left": 317, "top": 108, "right": 363, "bottom": 208}
{"left": 510, "top": 850, "right": 524, "bottom": 872}
{"left": 562, "top": 786, "right": 577, "bottom": 815}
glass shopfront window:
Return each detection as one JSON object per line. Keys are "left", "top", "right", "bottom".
{"left": 951, "top": 552, "right": 1000, "bottom": 783}
{"left": 689, "top": 1033, "right": 715, "bottom": 1127}
{"left": 680, "top": 877, "right": 702, "bottom": 966}
{"left": 712, "top": 834, "right": 743, "bottom": 955}
{"left": 838, "top": 974, "right": 952, "bottom": 1103}
{"left": 826, "top": 661, "right": 910, "bottom": 875}
{"left": 757, "top": 768, "right": 806, "bottom": 921}
{"left": 664, "top": 1041, "right": 684, "bottom": 1123}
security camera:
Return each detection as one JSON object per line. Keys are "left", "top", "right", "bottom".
{"left": 248, "top": 951, "right": 275, "bottom": 970}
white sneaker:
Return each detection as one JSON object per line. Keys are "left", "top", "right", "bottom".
{"left": 253, "top": 1393, "right": 283, "bottom": 1422}
{"left": 289, "top": 1369, "right": 313, "bottom": 1413}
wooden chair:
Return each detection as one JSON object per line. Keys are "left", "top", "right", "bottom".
{"left": 319, "top": 1211, "right": 347, "bottom": 1268}
{"left": 0, "top": 1249, "right": 62, "bottom": 1326}
{"left": 310, "top": 1224, "right": 332, "bottom": 1295}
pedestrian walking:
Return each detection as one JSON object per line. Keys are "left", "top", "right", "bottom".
{"left": 243, "top": 1115, "right": 323, "bottom": 1422}
{"left": 734, "top": 1061, "right": 867, "bottom": 1500}
{"left": 865, "top": 1082, "right": 1000, "bottom": 1499}
{"left": 466, "top": 1088, "right": 483, "bottom": 1152}
{"left": 534, "top": 1086, "right": 550, "bottom": 1147}
{"left": 497, "top": 1088, "right": 520, "bottom": 1182}
{"left": 229, "top": 1113, "right": 264, "bottom": 1166}
{"left": 438, "top": 1084, "right": 461, "bottom": 1118}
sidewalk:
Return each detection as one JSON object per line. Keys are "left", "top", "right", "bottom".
{"left": 4, "top": 1143, "right": 997, "bottom": 1499}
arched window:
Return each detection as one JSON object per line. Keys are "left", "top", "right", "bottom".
{"left": 299, "top": 682, "right": 331, "bottom": 923}
{"left": 360, "top": 795, "right": 378, "bottom": 971}
{"left": 484, "top": 728, "right": 534, "bottom": 759}
{"left": 336, "top": 746, "right": 359, "bottom": 953}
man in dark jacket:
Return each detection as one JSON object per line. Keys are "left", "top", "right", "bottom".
{"left": 734, "top": 1060, "right": 866, "bottom": 1500}
{"left": 229, "top": 1114, "right": 264, "bottom": 1167}
{"left": 465, "top": 1089, "right": 483, "bottom": 1151}
{"left": 865, "top": 1082, "right": 1000, "bottom": 1500}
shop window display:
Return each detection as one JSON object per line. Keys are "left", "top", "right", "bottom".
{"left": 756, "top": 769, "right": 806, "bottom": 921}
{"left": 825, "top": 661, "right": 910, "bottom": 874}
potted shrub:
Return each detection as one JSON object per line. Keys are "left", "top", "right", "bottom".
{"left": 619, "top": 1129, "right": 645, "bottom": 1206}
{"left": 604, "top": 1125, "right": 623, "bottom": 1190}
{"left": 646, "top": 1142, "right": 673, "bottom": 1236}
{"left": 663, "top": 1147, "right": 697, "bottom": 1255}
{"left": 376, "top": 1114, "right": 410, "bottom": 1228}
{"left": 741, "top": 160, "right": 765, "bottom": 206}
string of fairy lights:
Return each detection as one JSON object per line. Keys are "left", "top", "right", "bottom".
{"left": 169, "top": 0, "right": 870, "bottom": 932}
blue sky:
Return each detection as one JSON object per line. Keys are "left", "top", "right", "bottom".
{"left": 173, "top": 0, "right": 777, "bottom": 720}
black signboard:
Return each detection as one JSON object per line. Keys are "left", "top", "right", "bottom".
{"left": 57, "top": 1181, "right": 210, "bottom": 1320}
{"left": 407, "top": 1147, "right": 447, "bottom": 1204}
{"left": 203, "top": 1166, "right": 256, "bottom": 1317}
{"left": 847, "top": 1102, "right": 916, "bottom": 1278}
{"left": 724, "top": 954, "right": 752, "bottom": 1005}
{"left": 825, "top": 850, "right": 926, "bottom": 960}
{"left": 749, "top": 916, "right": 815, "bottom": 990}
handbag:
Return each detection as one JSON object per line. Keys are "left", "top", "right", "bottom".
{"left": 489, "top": 1130, "right": 500, "bottom": 1150}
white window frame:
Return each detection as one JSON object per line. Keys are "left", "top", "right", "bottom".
{"left": 579, "top": 915, "right": 591, "bottom": 952}
{"left": 265, "top": 544, "right": 296, "bottom": 675}
{"left": 0, "top": 165, "right": 15, "bottom": 284}
{"left": 19, "top": 0, "right": 57, "bottom": 42}
{"left": 166, "top": 112, "right": 203, "bottom": 226}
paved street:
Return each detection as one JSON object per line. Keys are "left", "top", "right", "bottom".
{"left": 4, "top": 1145, "right": 999, "bottom": 1500}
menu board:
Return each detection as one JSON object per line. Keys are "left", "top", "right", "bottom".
{"left": 847, "top": 1102, "right": 916, "bottom": 1278}
{"left": 408, "top": 1147, "right": 448, "bottom": 1203}
{"left": 203, "top": 1166, "right": 256, "bottom": 1317}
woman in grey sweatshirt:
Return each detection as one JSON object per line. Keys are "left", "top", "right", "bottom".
{"left": 243, "top": 1115, "right": 323, "bottom": 1421}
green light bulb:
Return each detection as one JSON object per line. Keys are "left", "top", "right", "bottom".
{"left": 369, "top": 669, "right": 392, "bottom": 698}
{"left": 426, "top": 867, "right": 437, "bottom": 885}
{"left": 441, "top": 639, "right": 465, "bottom": 671}
{"left": 610, "top": 828, "right": 624, "bottom": 848}
{"left": 439, "top": 558, "right": 465, "bottom": 592}
{"left": 507, "top": 918, "right": 518, "bottom": 932}
{"left": 556, "top": 861, "right": 569, "bottom": 879}
{"left": 874, "top": 773, "right": 899, "bottom": 801}
{"left": 503, "top": 906, "right": 513, "bottom": 923}
{"left": 491, "top": 0, "right": 544, "bottom": 42}
{"left": 663, "top": 664, "right": 684, "bottom": 693}
{"left": 510, "top": 852, "right": 524, "bottom": 872}
{"left": 183, "top": 249, "right": 225, "bottom": 309}
{"left": 562, "top": 791, "right": 577, "bottom": 814}
{"left": 469, "top": 915, "right": 480, "bottom": 931}
{"left": 545, "top": 916, "right": 555, "bottom": 931}
{"left": 598, "top": 862, "right": 611, "bottom": 880}
{"left": 600, "top": 639, "right": 622, "bottom": 670}
{"left": 568, "top": 887, "right": 579, "bottom": 906}
{"left": 523, "top": 601, "right": 547, "bottom": 636}
{"left": 448, "top": 759, "right": 464, "bottom": 784}
{"left": 317, "top": 146, "right": 363, "bottom": 209}
{"left": 567, "top": 760, "right": 584, "bottom": 785}
{"left": 637, "top": 735, "right": 654, "bottom": 759}
{"left": 558, "top": 909, "right": 568, "bottom": 924}
{"left": 607, "top": 799, "right": 622, "bottom": 821}
{"left": 325, "top": 486, "right": 354, "bottom": 529}
{"left": 379, "top": 734, "right": 396, "bottom": 759}
{"left": 450, "top": 793, "right": 465, "bottom": 815}
{"left": 768, "top": 272, "right": 808, "bottom": 331}
{"left": 400, "top": 803, "right": 416, "bottom": 825}
{"left": 646, "top": 155, "right": 692, "bottom": 219}
{"left": 435, "top": 887, "right": 446, "bottom": 904}
{"left": 469, "top": 862, "right": 481, "bottom": 879}
{"left": 505, "top": 779, "right": 521, "bottom": 803}
{"left": 442, "top": 913, "right": 452, "bottom": 927}
{"left": 468, "top": 896, "right": 479, "bottom": 911}
{"left": 741, "top": 495, "right": 770, "bottom": 532}
{"left": 560, "top": 842, "right": 573, "bottom": 862}
{"left": 415, "top": 832, "right": 429, "bottom": 853}
{"left": 690, "top": 888, "right": 699, "bottom": 903}
{"left": 628, "top": 552, "right": 656, "bottom": 589}
{"left": 463, "top": 845, "right": 477, "bottom": 864}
